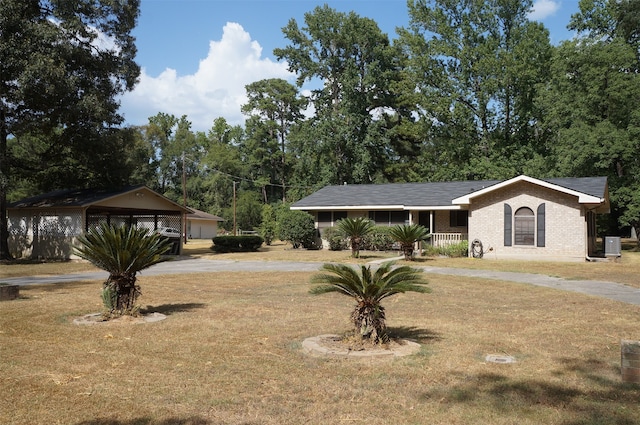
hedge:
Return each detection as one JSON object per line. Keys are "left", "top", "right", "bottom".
{"left": 211, "top": 235, "right": 264, "bottom": 253}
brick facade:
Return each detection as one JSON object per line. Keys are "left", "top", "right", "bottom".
{"left": 468, "top": 181, "right": 587, "bottom": 261}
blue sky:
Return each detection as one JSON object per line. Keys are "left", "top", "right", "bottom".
{"left": 119, "top": 0, "right": 582, "bottom": 132}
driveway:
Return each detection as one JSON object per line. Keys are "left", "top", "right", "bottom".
{"left": 4, "top": 257, "right": 640, "bottom": 306}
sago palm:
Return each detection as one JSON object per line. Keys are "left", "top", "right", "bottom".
{"left": 74, "top": 223, "right": 172, "bottom": 316}
{"left": 389, "top": 224, "right": 430, "bottom": 261}
{"left": 310, "top": 261, "right": 430, "bottom": 343}
{"left": 336, "top": 217, "right": 375, "bottom": 258}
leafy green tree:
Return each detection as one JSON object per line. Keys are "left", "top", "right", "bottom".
{"left": 74, "top": 223, "right": 171, "bottom": 317}
{"left": 398, "top": 0, "right": 552, "bottom": 180}
{"left": 242, "top": 79, "right": 306, "bottom": 202}
{"left": 9, "top": 126, "right": 153, "bottom": 195}
{"left": 200, "top": 117, "right": 247, "bottom": 218}
{"left": 569, "top": 0, "right": 640, "bottom": 54}
{"left": 144, "top": 113, "right": 204, "bottom": 201}
{"left": 336, "top": 217, "right": 375, "bottom": 258}
{"left": 144, "top": 112, "right": 179, "bottom": 192}
{"left": 538, "top": 0, "right": 640, "bottom": 244}
{"left": 275, "top": 5, "right": 408, "bottom": 186}
{"left": 277, "top": 209, "right": 316, "bottom": 248}
{"left": 234, "top": 190, "right": 263, "bottom": 232}
{"left": 0, "top": 0, "right": 141, "bottom": 260}
{"left": 259, "top": 204, "right": 278, "bottom": 245}
{"left": 310, "top": 261, "right": 430, "bottom": 343}
{"left": 389, "top": 224, "right": 430, "bottom": 261}
{"left": 241, "top": 116, "right": 282, "bottom": 203}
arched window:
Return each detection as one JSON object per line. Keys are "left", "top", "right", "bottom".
{"left": 514, "top": 207, "right": 535, "bottom": 245}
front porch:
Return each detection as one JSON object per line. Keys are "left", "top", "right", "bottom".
{"left": 430, "top": 232, "right": 468, "bottom": 247}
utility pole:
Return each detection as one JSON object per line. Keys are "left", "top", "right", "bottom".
{"left": 233, "top": 181, "right": 237, "bottom": 236}
{"left": 182, "top": 152, "right": 187, "bottom": 244}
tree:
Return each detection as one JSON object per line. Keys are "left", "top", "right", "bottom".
{"left": 242, "top": 79, "right": 306, "bottom": 202}
{"left": 275, "top": 5, "right": 408, "bottom": 186}
{"left": 234, "top": 190, "right": 263, "bottom": 232}
{"left": 537, "top": 0, "right": 640, "bottom": 244}
{"left": 74, "top": 223, "right": 171, "bottom": 317}
{"left": 398, "top": 0, "right": 552, "bottom": 180}
{"left": 277, "top": 209, "right": 316, "bottom": 249}
{"left": 389, "top": 224, "right": 430, "bottom": 261}
{"left": 337, "top": 217, "right": 375, "bottom": 258}
{"left": 9, "top": 125, "right": 153, "bottom": 194}
{"left": 259, "top": 204, "right": 278, "bottom": 245}
{"left": 200, "top": 117, "right": 246, "bottom": 219}
{"left": 310, "top": 261, "right": 430, "bottom": 343}
{"left": 0, "top": 0, "right": 141, "bottom": 260}
{"left": 569, "top": 0, "right": 640, "bottom": 55}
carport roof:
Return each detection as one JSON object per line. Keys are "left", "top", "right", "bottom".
{"left": 8, "top": 185, "right": 191, "bottom": 213}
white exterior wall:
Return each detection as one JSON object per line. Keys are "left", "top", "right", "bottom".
{"left": 468, "top": 181, "right": 586, "bottom": 261}
{"left": 8, "top": 208, "right": 84, "bottom": 260}
{"left": 188, "top": 219, "right": 218, "bottom": 239}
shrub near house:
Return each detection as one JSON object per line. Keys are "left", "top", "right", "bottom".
{"left": 211, "top": 236, "right": 264, "bottom": 253}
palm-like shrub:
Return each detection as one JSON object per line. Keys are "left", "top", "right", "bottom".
{"left": 389, "top": 224, "right": 430, "bottom": 261}
{"left": 336, "top": 217, "right": 375, "bottom": 258}
{"left": 310, "top": 261, "right": 430, "bottom": 343}
{"left": 74, "top": 223, "right": 172, "bottom": 316}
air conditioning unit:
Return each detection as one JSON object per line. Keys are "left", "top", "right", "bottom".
{"left": 604, "top": 236, "right": 621, "bottom": 257}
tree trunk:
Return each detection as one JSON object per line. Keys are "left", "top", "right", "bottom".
{"left": 402, "top": 244, "right": 414, "bottom": 261}
{"left": 0, "top": 107, "right": 12, "bottom": 260}
{"left": 106, "top": 275, "right": 140, "bottom": 315}
{"left": 352, "top": 302, "right": 387, "bottom": 343}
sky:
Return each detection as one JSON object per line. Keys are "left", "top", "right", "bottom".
{"left": 119, "top": 0, "right": 582, "bottom": 132}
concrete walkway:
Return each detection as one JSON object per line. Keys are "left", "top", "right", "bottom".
{"left": 4, "top": 257, "right": 640, "bottom": 306}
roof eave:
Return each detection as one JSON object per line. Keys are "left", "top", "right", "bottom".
{"left": 290, "top": 205, "right": 465, "bottom": 211}
{"left": 452, "top": 175, "right": 605, "bottom": 205}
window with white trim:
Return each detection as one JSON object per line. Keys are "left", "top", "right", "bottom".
{"left": 514, "top": 207, "right": 535, "bottom": 245}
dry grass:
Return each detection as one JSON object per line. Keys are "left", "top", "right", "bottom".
{"left": 2, "top": 268, "right": 639, "bottom": 425}
{"left": 0, "top": 260, "right": 99, "bottom": 279}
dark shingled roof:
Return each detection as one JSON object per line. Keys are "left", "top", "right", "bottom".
{"left": 292, "top": 180, "right": 501, "bottom": 208}
{"left": 187, "top": 208, "right": 225, "bottom": 222}
{"left": 543, "top": 177, "right": 608, "bottom": 199}
{"left": 291, "top": 177, "right": 608, "bottom": 209}
{"left": 8, "top": 186, "right": 147, "bottom": 209}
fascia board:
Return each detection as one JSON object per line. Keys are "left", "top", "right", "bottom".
{"left": 291, "top": 205, "right": 465, "bottom": 211}
{"left": 92, "top": 186, "right": 192, "bottom": 213}
{"left": 452, "top": 175, "right": 604, "bottom": 205}
{"left": 291, "top": 205, "right": 406, "bottom": 211}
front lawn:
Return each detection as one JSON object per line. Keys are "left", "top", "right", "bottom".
{"left": 1, "top": 271, "right": 638, "bottom": 424}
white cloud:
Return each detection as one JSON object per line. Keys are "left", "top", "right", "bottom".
{"left": 528, "top": 0, "right": 560, "bottom": 20}
{"left": 119, "top": 22, "right": 293, "bottom": 132}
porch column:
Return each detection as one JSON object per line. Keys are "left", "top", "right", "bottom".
{"left": 429, "top": 211, "right": 434, "bottom": 232}
{"left": 430, "top": 211, "right": 434, "bottom": 247}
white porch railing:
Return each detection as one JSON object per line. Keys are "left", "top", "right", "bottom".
{"left": 430, "top": 233, "right": 468, "bottom": 247}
